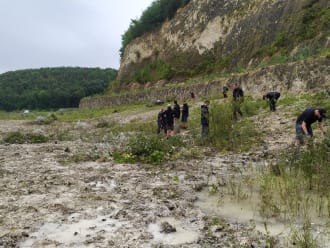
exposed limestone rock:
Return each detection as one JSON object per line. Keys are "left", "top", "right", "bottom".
{"left": 118, "top": 0, "right": 330, "bottom": 81}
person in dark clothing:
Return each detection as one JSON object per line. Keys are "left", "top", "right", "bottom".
{"left": 157, "top": 109, "right": 167, "bottom": 134}
{"left": 173, "top": 100, "right": 181, "bottom": 134}
{"left": 190, "top": 92, "right": 195, "bottom": 101}
{"left": 295, "top": 108, "right": 326, "bottom": 145}
{"left": 232, "top": 83, "right": 244, "bottom": 120}
{"left": 223, "top": 85, "right": 229, "bottom": 98}
{"left": 201, "top": 100, "right": 210, "bottom": 138}
{"left": 165, "top": 104, "right": 174, "bottom": 137}
{"left": 181, "top": 101, "right": 189, "bottom": 129}
{"left": 263, "top": 92, "right": 281, "bottom": 112}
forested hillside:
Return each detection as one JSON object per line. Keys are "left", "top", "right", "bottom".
{"left": 0, "top": 67, "right": 117, "bottom": 111}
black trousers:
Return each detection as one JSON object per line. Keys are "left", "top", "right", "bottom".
{"left": 270, "top": 99, "right": 276, "bottom": 112}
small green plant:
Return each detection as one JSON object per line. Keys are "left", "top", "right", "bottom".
{"left": 149, "top": 150, "right": 166, "bottom": 164}
{"left": 112, "top": 152, "right": 136, "bottom": 163}
{"left": 208, "top": 184, "right": 219, "bottom": 195}
{"left": 172, "top": 175, "right": 179, "bottom": 182}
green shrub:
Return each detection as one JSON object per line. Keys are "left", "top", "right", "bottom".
{"left": 26, "top": 133, "right": 49, "bottom": 143}
{"left": 119, "top": 133, "right": 184, "bottom": 164}
{"left": 3, "top": 132, "right": 25, "bottom": 144}
{"left": 133, "top": 60, "right": 175, "bottom": 83}
{"left": 3, "top": 131, "right": 48, "bottom": 144}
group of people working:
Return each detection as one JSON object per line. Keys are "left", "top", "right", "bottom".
{"left": 157, "top": 100, "right": 189, "bottom": 138}
{"left": 157, "top": 83, "right": 327, "bottom": 145}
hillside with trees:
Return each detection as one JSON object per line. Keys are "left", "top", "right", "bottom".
{"left": 0, "top": 67, "right": 117, "bottom": 111}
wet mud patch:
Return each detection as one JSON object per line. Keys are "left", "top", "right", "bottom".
{"left": 20, "top": 214, "right": 123, "bottom": 247}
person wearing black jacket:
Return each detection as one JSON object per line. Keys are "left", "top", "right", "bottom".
{"left": 232, "top": 83, "right": 244, "bottom": 120}
{"left": 263, "top": 91, "right": 281, "bottom": 112}
{"left": 201, "top": 100, "right": 210, "bottom": 138}
{"left": 165, "top": 104, "right": 174, "bottom": 138}
{"left": 157, "top": 109, "right": 167, "bottom": 134}
{"left": 173, "top": 100, "right": 181, "bottom": 134}
{"left": 181, "top": 101, "right": 189, "bottom": 129}
{"left": 295, "top": 108, "right": 326, "bottom": 145}
{"left": 223, "top": 85, "right": 229, "bottom": 98}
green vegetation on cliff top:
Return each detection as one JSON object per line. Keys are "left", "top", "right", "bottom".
{"left": 120, "top": 0, "right": 191, "bottom": 57}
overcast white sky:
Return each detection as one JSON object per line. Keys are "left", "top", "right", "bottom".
{"left": 0, "top": 0, "right": 154, "bottom": 74}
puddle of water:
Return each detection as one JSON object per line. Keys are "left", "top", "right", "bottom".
{"left": 195, "top": 189, "right": 330, "bottom": 247}
{"left": 196, "top": 190, "right": 289, "bottom": 236}
{"left": 147, "top": 217, "right": 199, "bottom": 245}
{"left": 20, "top": 215, "right": 121, "bottom": 247}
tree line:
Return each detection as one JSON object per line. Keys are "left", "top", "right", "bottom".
{"left": 120, "top": 0, "right": 191, "bottom": 57}
{"left": 0, "top": 67, "right": 117, "bottom": 111}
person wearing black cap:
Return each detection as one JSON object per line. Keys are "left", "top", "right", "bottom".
{"left": 295, "top": 108, "right": 326, "bottom": 145}
{"left": 263, "top": 91, "right": 281, "bottom": 112}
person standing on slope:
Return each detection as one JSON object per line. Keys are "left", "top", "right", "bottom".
{"left": 232, "top": 83, "right": 244, "bottom": 120}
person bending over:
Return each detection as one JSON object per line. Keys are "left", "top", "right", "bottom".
{"left": 263, "top": 91, "right": 281, "bottom": 112}
{"left": 295, "top": 108, "right": 326, "bottom": 145}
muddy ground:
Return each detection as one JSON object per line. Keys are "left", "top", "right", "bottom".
{"left": 0, "top": 105, "right": 314, "bottom": 248}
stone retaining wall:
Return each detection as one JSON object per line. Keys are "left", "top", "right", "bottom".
{"left": 79, "top": 57, "right": 329, "bottom": 109}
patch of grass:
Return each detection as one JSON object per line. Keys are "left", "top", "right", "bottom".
{"left": 258, "top": 136, "right": 330, "bottom": 222}
{"left": 270, "top": 54, "right": 289, "bottom": 64}
{"left": 290, "top": 220, "right": 318, "bottom": 248}
{"left": 3, "top": 131, "right": 48, "bottom": 144}
{"left": 0, "top": 103, "right": 151, "bottom": 122}
{"left": 206, "top": 101, "right": 262, "bottom": 152}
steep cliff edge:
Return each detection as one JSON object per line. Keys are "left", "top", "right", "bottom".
{"left": 118, "top": 0, "right": 329, "bottom": 83}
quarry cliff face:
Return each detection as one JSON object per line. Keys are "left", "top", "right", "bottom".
{"left": 117, "top": 0, "right": 329, "bottom": 82}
